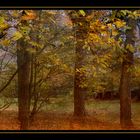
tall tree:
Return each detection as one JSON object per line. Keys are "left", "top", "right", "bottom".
{"left": 17, "top": 40, "right": 31, "bottom": 130}
{"left": 119, "top": 17, "right": 137, "bottom": 128}
{"left": 68, "top": 10, "right": 92, "bottom": 117}
{"left": 17, "top": 10, "right": 36, "bottom": 130}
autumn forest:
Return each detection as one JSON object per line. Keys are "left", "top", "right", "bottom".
{"left": 0, "top": 10, "right": 140, "bottom": 130}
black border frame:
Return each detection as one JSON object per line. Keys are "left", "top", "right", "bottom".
{"left": 0, "top": 0, "right": 140, "bottom": 138}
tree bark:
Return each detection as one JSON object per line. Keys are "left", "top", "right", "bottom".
{"left": 68, "top": 11, "right": 91, "bottom": 117}
{"left": 120, "top": 59, "right": 133, "bottom": 128}
{"left": 74, "top": 38, "right": 87, "bottom": 116}
{"left": 119, "top": 18, "right": 136, "bottom": 128}
{"left": 17, "top": 40, "right": 31, "bottom": 130}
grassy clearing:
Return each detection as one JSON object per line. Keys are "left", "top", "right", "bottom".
{"left": 1, "top": 97, "right": 140, "bottom": 129}
{"left": 86, "top": 100, "right": 120, "bottom": 123}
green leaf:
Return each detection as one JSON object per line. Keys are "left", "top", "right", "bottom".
{"left": 79, "top": 10, "right": 86, "bottom": 16}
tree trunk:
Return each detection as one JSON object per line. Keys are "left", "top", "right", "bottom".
{"left": 17, "top": 40, "right": 31, "bottom": 130}
{"left": 74, "top": 40, "right": 87, "bottom": 116}
{"left": 120, "top": 60, "right": 133, "bottom": 128}
{"left": 30, "top": 57, "right": 38, "bottom": 120}
{"left": 119, "top": 18, "right": 136, "bottom": 128}
{"left": 69, "top": 12, "right": 91, "bottom": 117}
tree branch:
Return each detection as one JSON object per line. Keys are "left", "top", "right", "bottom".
{"left": 0, "top": 69, "right": 18, "bottom": 93}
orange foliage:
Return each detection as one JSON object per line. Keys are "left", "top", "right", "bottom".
{"left": 21, "top": 10, "right": 37, "bottom": 21}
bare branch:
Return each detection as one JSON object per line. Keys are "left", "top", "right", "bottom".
{"left": 0, "top": 69, "right": 18, "bottom": 94}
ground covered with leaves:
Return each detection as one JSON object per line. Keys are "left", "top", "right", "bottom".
{"left": 0, "top": 100, "right": 140, "bottom": 130}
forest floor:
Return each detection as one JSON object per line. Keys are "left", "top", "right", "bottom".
{"left": 0, "top": 99, "right": 140, "bottom": 130}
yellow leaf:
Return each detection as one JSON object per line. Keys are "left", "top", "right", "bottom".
{"left": 0, "top": 17, "right": 9, "bottom": 30}
{"left": 114, "top": 20, "right": 126, "bottom": 28}
{"left": 26, "top": 47, "right": 36, "bottom": 53}
{"left": 101, "top": 25, "right": 106, "bottom": 30}
{"left": 0, "top": 40, "right": 10, "bottom": 46}
{"left": 12, "top": 31, "right": 23, "bottom": 41}
{"left": 126, "top": 44, "right": 135, "bottom": 53}
{"left": 112, "top": 30, "right": 119, "bottom": 36}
